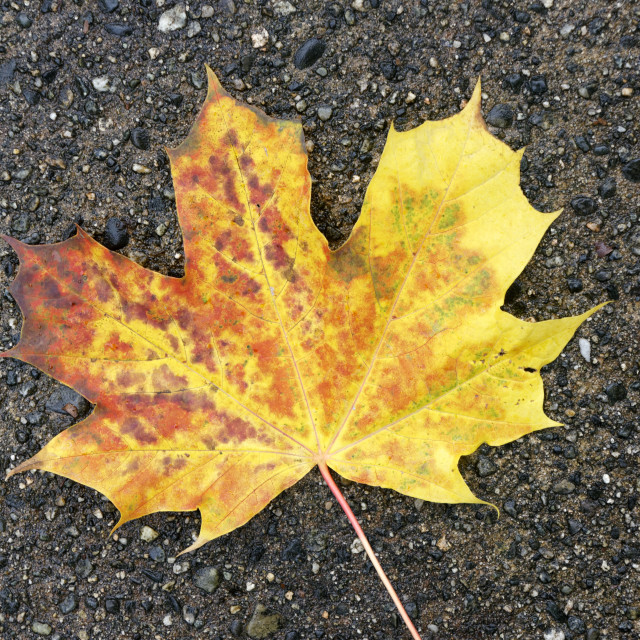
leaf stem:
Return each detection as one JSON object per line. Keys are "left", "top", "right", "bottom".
{"left": 318, "top": 462, "right": 422, "bottom": 640}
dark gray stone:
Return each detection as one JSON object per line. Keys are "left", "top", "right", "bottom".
{"left": 486, "top": 103, "right": 513, "bottom": 128}
{"left": 622, "top": 158, "right": 640, "bottom": 182}
{"left": 46, "top": 386, "right": 90, "bottom": 416}
{"left": 0, "top": 60, "right": 16, "bottom": 86}
{"left": 194, "top": 567, "right": 220, "bottom": 593}
{"left": 476, "top": 456, "right": 497, "bottom": 477}
{"left": 605, "top": 382, "right": 626, "bottom": 404}
{"left": 131, "top": 127, "right": 150, "bottom": 150}
{"left": 16, "top": 12, "right": 33, "bottom": 28}
{"left": 105, "top": 24, "right": 133, "bottom": 36}
{"left": 104, "top": 217, "right": 129, "bottom": 250}
{"left": 529, "top": 75, "right": 548, "bottom": 95}
{"left": 59, "top": 594, "right": 77, "bottom": 615}
{"left": 98, "top": 0, "right": 119, "bottom": 12}
{"left": 598, "top": 177, "right": 616, "bottom": 198}
{"left": 571, "top": 195, "right": 597, "bottom": 216}
{"left": 293, "top": 38, "right": 326, "bottom": 70}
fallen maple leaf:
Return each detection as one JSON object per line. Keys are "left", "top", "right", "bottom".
{"left": 2, "top": 68, "right": 601, "bottom": 639}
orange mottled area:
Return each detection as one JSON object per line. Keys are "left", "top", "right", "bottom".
{"left": 3, "top": 71, "right": 598, "bottom": 550}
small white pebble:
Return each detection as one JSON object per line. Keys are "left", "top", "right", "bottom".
{"left": 603, "top": 474, "right": 610, "bottom": 484}
{"left": 246, "top": 581, "right": 255, "bottom": 591}
{"left": 578, "top": 338, "right": 591, "bottom": 362}
{"left": 140, "top": 525, "right": 159, "bottom": 542}
{"left": 350, "top": 538, "right": 364, "bottom": 554}
{"left": 251, "top": 28, "right": 269, "bottom": 48}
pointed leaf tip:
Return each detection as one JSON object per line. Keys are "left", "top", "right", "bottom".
{"left": 205, "top": 65, "right": 225, "bottom": 95}
{"left": 465, "top": 77, "right": 482, "bottom": 114}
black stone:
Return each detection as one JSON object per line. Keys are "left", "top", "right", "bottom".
{"left": 575, "top": 135, "right": 590, "bottom": 152}
{"left": 98, "top": 0, "right": 119, "bottom": 12}
{"left": 605, "top": 382, "right": 626, "bottom": 404}
{"left": 621, "top": 158, "right": 640, "bottom": 182}
{"left": 230, "top": 619, "right": 243, "bottom": 636}
{"left": 59, "top": 594, "right": 77, "bottom": 614}
{"left": 529, "top": 75, "right": 548, "bottom": 95}
{"left": 594, "top": 270, "right": 611, "bottom": 282}
{"left": 105, "top": 597, "right": 120, "bottom": 614}
{"left": 567, "top": 519, "right": 582, "bottom": 535}
{"left": 131, "top": 127, "right": 150, "bottom": 150}
{"left": 75, "top": 76, "right": 91, "bottom": 98}
{"left": 85, "top": 596, "right": 98, "bottom": 610}
{"left": 75, "top": 557, "right": 93, "bottom": 578}
{"left": 26, "top": 411, "right": 44, "bottom": 425}
{"left": 105, "top": 23, "right": 133, "bottom": 36}
{"left": 593, "top": 143, "right": 609, "bottom": 156}
{"left": 588, "top": 17, "right": 606, "bottom": 35}
{"left": 380, "top": 60, "right": 396, "bottom": 81}
{"left": 486, "top": 103, "right": 513, "bottom": 128}
{"left": 504, "top": 73, "right": 523, "bottom": 92}
{"left": 476, "top": 456, "right": 497, "bottom": 477}
{"left": 546, "top": 600, "right": 567, "bottom": 623}
{"left": 0, "top": 60, "right": 16, "bottom": 86}
{"left": 293, "top": 38, "right": 326, "bottom": 70}
{"left": 149, "top": 546, "right": 165, "bottom": 562}
{"left": 23, "top": 89, "right": 41, "bottom": 106}
{"left": 16, "top": 12, "right": 33, "bottom": 28}
{"left": 503, "top": 499, "right": 517, "bottom": 518}
{"left": 598, "top": 177, "right": 616, "bottom": 199}
{"left": 240, "top": 54, "right": 256, "bottom": 74}
{"left": 42, "top": 68, "right": 58, "bottom": 84}
{"left": 104, "top": 217, "right": 129, "bottom": 250}
{"left": 568, "top": 615, "right": 586, "bottom": 633}
{"left": 167, "top": 594, "right": 181, "bottom": 613}
{"left": 405, "top": 601, "right": 418, "bottom": 619}
{"left": 148, "top": 196, "right": 165, "bottom": 213}
{"left": 0, "top": 588, "right": 20, "bottom": 615}
{"left": 571, "top": 195, "right": 597, "bottom": 216}
{"left": 282, "top": 537, "right": 304, "bottom": 562}
{"left": 85, "top": 100, "right": 99, "bottom": 116}
{"left": 47, "top": 385, "right": 90, "bottom": 416}
{"left": 141, "top": 568, "right": 163, "bottom": 583}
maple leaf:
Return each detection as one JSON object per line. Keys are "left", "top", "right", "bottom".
{"left": 2, "top": 68, "right": 601, "bottom": 638}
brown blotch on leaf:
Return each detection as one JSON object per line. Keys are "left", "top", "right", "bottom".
{"left": 122, "top": 417, "right": 158, "bottom": 445}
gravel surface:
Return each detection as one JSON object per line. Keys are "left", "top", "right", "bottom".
{"left": 0, "top": 1, "right": 639, "bottom": 639}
